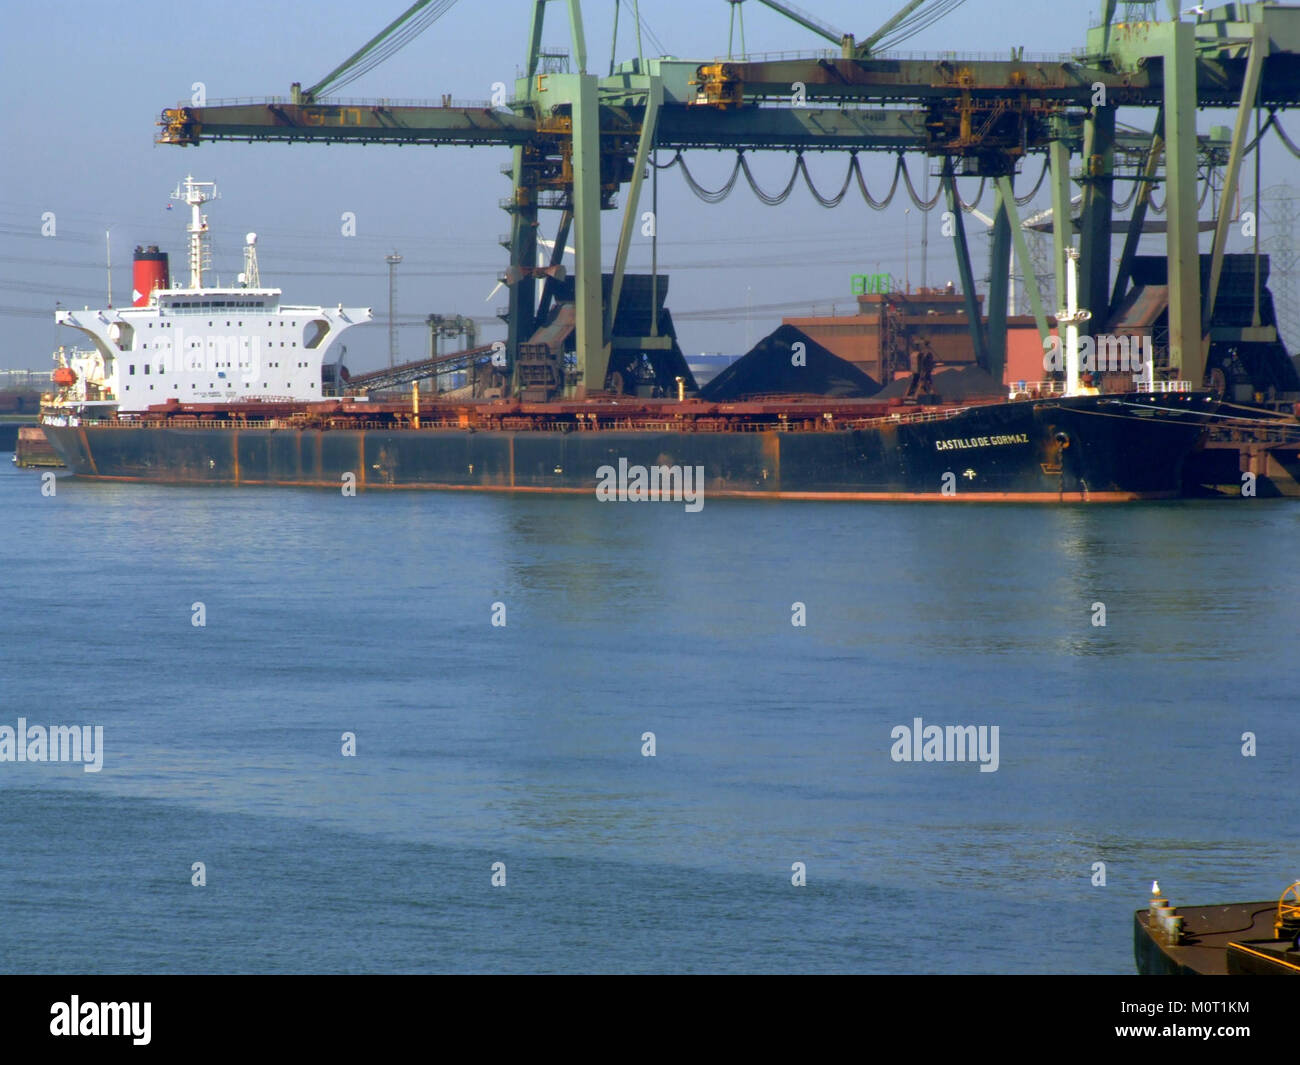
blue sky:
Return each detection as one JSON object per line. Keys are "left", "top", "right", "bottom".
{"left": 1, "top": 1, "right": 1288, "bottom": 370}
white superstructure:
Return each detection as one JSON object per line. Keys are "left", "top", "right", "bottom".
{"left": 51, "top": 176, "right": 372, "bottom": 414}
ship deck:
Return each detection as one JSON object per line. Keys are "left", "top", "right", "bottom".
{"left": 46, "top": 393, "right": 1063, "bottom": 434}
{"left": 1134, "top": 902, "right": 1300, "bottom": 975}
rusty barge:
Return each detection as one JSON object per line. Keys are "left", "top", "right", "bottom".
{"left": 1135, "top": 881, "right": 1300, "bottom": 976}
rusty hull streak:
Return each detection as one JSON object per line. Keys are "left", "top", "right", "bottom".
{"left": 77, "top": 427, "right": 99, "bottom": 476}
{"left": 763, "top": 431, "right": 781, "bottom": 491}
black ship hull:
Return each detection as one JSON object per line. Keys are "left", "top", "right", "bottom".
{"left": 43, "top": 393, "right": 1217, "bottom": 502}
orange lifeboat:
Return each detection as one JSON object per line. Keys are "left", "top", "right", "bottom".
{"left": 52, "top": 367, "right": 78, "bottom": 386}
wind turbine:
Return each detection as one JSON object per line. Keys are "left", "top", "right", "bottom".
{"left": 965, "top": 194, "right": 1083, "bottom": 316}
{"left": 964, "top": 205, "right": 1019, "bottom": 317}
{"left": 485, "top": 237, "right": 575, "bottom": 302}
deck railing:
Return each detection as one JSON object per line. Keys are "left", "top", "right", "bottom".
{"left": 1007, "top": 381, "right": 1068, "bottom": 399}
{"left": 716, "top": 47, "right": 1073, "bottom": 65}
{"left": 190, "top": 95, "right": 498, "bottom": 110}
{"left": 1007, "top": 380, "right": 1194, "bottom": 400}
{"left": 842, "top": 406, "right": 972, "bottom": 430}
{"left": 59, "top": 407, "right": 1008, "bottom": 434}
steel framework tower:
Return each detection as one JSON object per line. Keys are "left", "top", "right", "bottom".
{"left": 1250, "top": 184, "right": 1300, "bottom": 353}
{"left": 385, "top": 252, "right": 403, "bottom": 367}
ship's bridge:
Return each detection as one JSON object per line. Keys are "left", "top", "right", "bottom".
{"left": 50, "top": 176, "right": 374, "bottom": 413}
{"left": 55, "top": 294, "right": 373, "bottom": 412}
{"left": 153, "top": 288, "right": 282, "bottom": 313}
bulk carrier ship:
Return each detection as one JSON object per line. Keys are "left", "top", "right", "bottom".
{"left": 41, "top": 177, "right": 1219, "bottom": 502}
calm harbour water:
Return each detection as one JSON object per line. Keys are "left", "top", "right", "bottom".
{"left": 0, "top": 454, "right": 1295, "bottom": 973}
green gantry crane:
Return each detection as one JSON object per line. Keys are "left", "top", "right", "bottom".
{"left": 157, "top": 0, "right": 1300, "bottom": 396}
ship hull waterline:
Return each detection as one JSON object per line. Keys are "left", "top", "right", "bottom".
{"left": 42, "top": 393, "right": 1218, "bottom": 503}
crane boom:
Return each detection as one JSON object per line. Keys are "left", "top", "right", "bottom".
{"left": 747, "top": 0, "right": 947, "bottom": 59}
{"left": 859, "top": 0, "right": 929, "bottom": 56}
{"left": 750, "top": 0, "right": 849, "bottom": 49}
{"left": 300, "top": 0, "right": 457, "bottom": 101}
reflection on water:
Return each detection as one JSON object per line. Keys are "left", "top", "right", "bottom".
{"left": 1, "top": 463, "right": 1295, "bottom": 973}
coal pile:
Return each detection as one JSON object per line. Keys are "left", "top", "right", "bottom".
{"left": 699, "top": 325, "right": 880, "bottom": 401}
{"left": 873, "top": 363, "right": 1005, "bottom": 402}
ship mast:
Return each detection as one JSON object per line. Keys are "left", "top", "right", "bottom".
{"left": 242, "top": 232, "right": 260, "bottom": 288}
{"left": 1059, "top": 247, "right": 1092, "bottom": 396}
{"left": 171, "top": 175, "right": 218, "bottom": 289}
